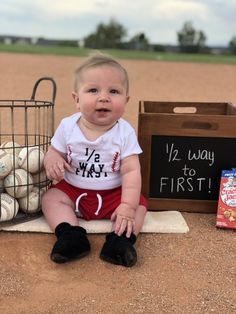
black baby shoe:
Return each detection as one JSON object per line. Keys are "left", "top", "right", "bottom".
{"left": 51, "top": 222, "right": 91, "bottom": 263}
{"left": 100, "top": 231, "right": 137, "bottom": 267}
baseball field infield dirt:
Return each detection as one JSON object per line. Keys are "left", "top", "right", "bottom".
{"left": 0, "top": 52, "right": 236, "bottom": 314}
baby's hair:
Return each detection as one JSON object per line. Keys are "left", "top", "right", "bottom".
{"left": 74, "top": 52, "right": 129, "bottom": 93}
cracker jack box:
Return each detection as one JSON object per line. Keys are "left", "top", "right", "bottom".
{"left": 216, "top": 169, "right": 236, "bottom": 229}
{"left": 138, "top": 101, "right": 236, "bottom": 213}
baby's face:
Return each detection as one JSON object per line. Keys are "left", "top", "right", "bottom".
{"left": 74, "top": 65, "right": 129, "bottom": 129}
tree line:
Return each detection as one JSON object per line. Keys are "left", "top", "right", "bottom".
{"left": 82, "top": 19, "right": 236, "bottom": 54}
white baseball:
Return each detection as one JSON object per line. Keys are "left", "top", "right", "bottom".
{"left": 0, "top": 193, "right": 19, "bottom": 222}
{"left": 18, "top": 146, "right": 45, "bottom": 173}
{"left": 18, "top": 187, "right": 44, "bottom": 214}
{"left": 4, "top": 168, "right": 33, "bottom": 198}
{"left": 0, "top": 149, "right": 13, "bottom": 178}
{"left": 32, "top": 169, "right": 48, "bottom": 187}
{"left": 0, "top": 141, "right": 22, "bottom": 156}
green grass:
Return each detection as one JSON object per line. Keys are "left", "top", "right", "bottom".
{"left": 102, "top": 49, "right": 236, "bottom": 64}
{"left": 0, "top": 43, "right": 90, "bottom": 57}
{"left": 1, "top": 43, "right": 236, "bottom": 65}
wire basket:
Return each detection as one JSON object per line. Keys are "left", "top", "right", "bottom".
{"left": 0, "top": 77, "right": 56, "bottom": 225}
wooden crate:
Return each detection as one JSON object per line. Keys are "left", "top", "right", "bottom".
{"left": 138, "top": 101, "right": 236, "bottom": 213}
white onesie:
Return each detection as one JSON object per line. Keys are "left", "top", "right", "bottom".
{"left": 51, "top": 112, "right": 142, "bottom": 190}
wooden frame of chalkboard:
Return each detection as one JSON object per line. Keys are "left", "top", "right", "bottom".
{"left": 138, "top": 101, "right": 236, "bottom": 213}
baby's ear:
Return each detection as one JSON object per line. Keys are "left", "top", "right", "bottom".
{"left": 72, "top": 92, "right": 79, "bottom": 102}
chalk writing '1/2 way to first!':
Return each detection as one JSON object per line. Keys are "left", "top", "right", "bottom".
{"left": 160, "top": 143, "right": 215, "bottom": 195}
{"left": 150, "top": 135, "right": 236, "bottom": 201}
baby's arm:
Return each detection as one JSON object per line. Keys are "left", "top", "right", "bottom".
{"left": 111, "top": 154, "right": 141, "bottom": 237}
{"left": 44, "top": 146, "right": 72, "bottom": 182}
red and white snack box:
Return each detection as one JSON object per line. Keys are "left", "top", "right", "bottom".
{"left": 216, "top": 170, "right": 236, "bottom": 229}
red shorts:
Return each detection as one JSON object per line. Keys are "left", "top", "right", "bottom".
{"left": 52, "top": 180, "right": 147, "bottom": 220}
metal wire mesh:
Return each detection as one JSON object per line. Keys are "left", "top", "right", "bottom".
{"left": 0, "top": 77, "right": 56, "bottom": 225}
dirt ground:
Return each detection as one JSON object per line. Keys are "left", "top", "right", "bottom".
{"left": 0, "top": 52, "right": 236, "bottom": 314}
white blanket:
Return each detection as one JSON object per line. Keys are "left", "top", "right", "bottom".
{"left": 0, "top": 211, "right": 189, "bottom": 234}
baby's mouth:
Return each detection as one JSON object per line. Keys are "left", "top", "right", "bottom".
{"left": 96, "top": 108, "right": 110, "bottom": 112}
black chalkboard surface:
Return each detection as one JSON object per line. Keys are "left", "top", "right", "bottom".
{"left": 150, "top": 135, "right": 236, "bottom": 200}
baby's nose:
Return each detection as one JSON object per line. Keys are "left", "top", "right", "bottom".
{"left": 98, "top": 93, "right": 110, "bottom": 102}
{"left": 99, "top": 98, "right": 109, "bottom": 103}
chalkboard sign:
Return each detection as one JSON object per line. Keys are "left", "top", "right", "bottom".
{"left": 149, "top": 135, "right": 236, "bottom": 200}
{"left": 138, "top": 100, "right": 236, "bottom": 213}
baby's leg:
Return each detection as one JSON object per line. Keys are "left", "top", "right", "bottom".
{"left": 42, "top": 188, "right": 78, "bottom": 231}
{"left": 133, "top": 204, "right": 147, "bottom": 236}
{"left": 42, "top": 188, "right": 90, "bottom": 263}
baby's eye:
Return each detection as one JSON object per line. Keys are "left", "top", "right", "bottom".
{"left": 88, "top": 88, "right": 97, "bottom": 93}
{"left": 110, "top": 89, "right": 119, "bottom": 94}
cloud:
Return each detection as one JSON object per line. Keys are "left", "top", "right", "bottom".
{"left": 155, "top": 0, "right": 208, "bottom": 20}
{"left": 0, "top": 0, "right": 235, "bottom": 45}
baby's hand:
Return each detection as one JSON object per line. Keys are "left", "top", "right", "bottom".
{"left": 111, "top": 203, "right": 135, "bottom": 238}
{"left": 46, "top": 159, "right": 72, "bottom": 182}
{"left": 44, "top": 148, "right": 72, "bottom": 182}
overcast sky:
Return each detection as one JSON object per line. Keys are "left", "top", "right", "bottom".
{"left": 0, "top": 0, "right": 235, "bottom": 46}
